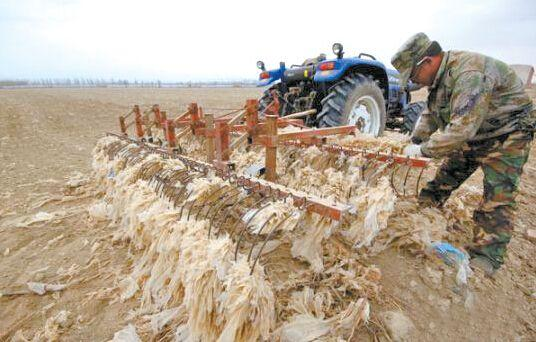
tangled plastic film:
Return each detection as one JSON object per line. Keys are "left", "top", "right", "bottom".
{"left": 89, "top": 132, "right": 473, "bottom": 341}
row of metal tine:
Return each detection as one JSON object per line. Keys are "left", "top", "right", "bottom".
{"left": 105, "top": 140, "right": 298, "bottom": 274}
{"left": 355, "top": 150, "right": 427, "bottom": 198}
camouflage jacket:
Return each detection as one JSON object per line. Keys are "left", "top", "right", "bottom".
{"left": 412, "top": 50, "right": 534, "bottom": 158}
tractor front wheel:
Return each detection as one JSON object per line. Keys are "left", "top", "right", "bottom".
{"left": 317, "top": 74, "right": 386, "bottom": 136}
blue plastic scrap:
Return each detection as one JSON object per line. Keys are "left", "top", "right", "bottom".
{"left": 430, "top": 242, "right": 467, "bottom": 266}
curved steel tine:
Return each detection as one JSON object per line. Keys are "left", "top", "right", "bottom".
{"left": 119, "top": 153, "right": 130, "bottom": 164}
{"left": 154, "top": 174, "right": 169, "bottom": 194}
{"left": 360, "top": 150, "right": 381, "bottom": 181}
{"left": 106, "top": 144, "right": 117, "bottom": 155}
{"left": 162, "top": 180, "right": 175, "bottom": 199}
{"left": 118, "top": 148, "right": 132, "bottom": 160}
{"left": 187, "top": 182, "right": 220, "bottom": 221}
{"left": 118, "top": 150, "right": 129, "bottom": 160}
{"left": 108, "top": 140, "right": 122, "bottom": 149}
{"left": 107, "top": 142, "right": 125, "bottom": 158}
{"left": 233, "top": 202, "right": 273, "bottom": 261}
{"left": 159, "top": 182, "right": 170, "bottom": 199}
{"left": 157, "top": 181, "right": 169, "bottom": 200}
{"left": 207, "top": 190, "right": 243, "bottom": 239}
{"left": 152, "top": 177, "right": 162, "bottom": 195}
{"left": 360, "top": 155, "right": 373, "bottom": 181}
{"left": 148, "top": 169, "right": 163, "bottom": 187}
{"left": 126, "top": 145, "right": 141, "bottom": 155}
{"left": 186, "top": 189, "right": 204, "bottom": 221}
{"left": 128, "top": 153, "right": 144, "bottom": 165}
{"left": 137, "top": 154, "right": 148, "bottom": 165}
{"left": 364, "top": 158, "right": 383, "bottom": 184}
{"left": 415, "top": 166, "right": 426, "bottom": 198}
{"left": 124, "top": 146, "right": 140, "bottom": 153}
{"left": 137, "top": 162, "right": 150, "bottom": 180}
{"left": 157, "top": 170, "right": 170, "bottom": 185}
{"left": 228, "top": 197, "right": 267, "bottom": 239}
{"left": 194, "top": 185, "right": 228, "bottom": 221}
{"left": 163, "top": 182, "right": 175, "bottom": 199}
{"left": 202, "top": 185, "right": 232, "bottom": 219}
{"left": 178, "top": 175, "right": 195, "bottom": 189}
{"left": 364, "top": 159, "right": 381, "bottom": 184}
{"left": 172, "top": 185, "right": 189, "bottom": 208}
{"left": 179, "top": 190, "right": 195, "bottom": 220}
{"left": 129, "top": 156, "right": 142, "bottom": 166}
{"left": 147, "top": 163, "right": 163, "bottom": 180}
{"left": 113, "top": 144, "right": 131, "bottom": 158}
{"left": 359, "top": 156, "right": 375, "bottom": 184}
{"left": 159, "top": 168, "right": 170, "bottom": 176}
{"left": 246, "top": 213, "right": 277, "bottom": 262}
{"left": 122, "top": 145, "right": 139, "bottom": 157}
{"left": 169, "top": 169, "right": 189, "bottom": 184}
{"left": 172, "top": 185, "right": 188, "bottom": 200}
{"left": 158, "top": 170, "right": 171, "bottom": 183}
{"left": 112, "top": 142, "right": 126, "bottom": 156}
{"left": 161, "top": 183, "right": 174, "bottom": 201}
{"left": 217, "top": 194, "right": 257, "bottom": 235}
{"left": 135, "top": 149, "right": 148, "bottom": 164}
{"left": 166, "top": 168, "right": 178, "bottom": 176}
{"left": 364, "top": 161, "right": 385, "bottom": 187}
{"left": 177, "top": 173, "right": 194, "bottom": 185}
{"left": 249, "top": 213, "right": 292, "bottom": 275}
{"left": 172, "top": 168, "right": 189, "bottom": 181}
{"left": 137, "top": 162, "right": 157, "bottom": 181}
{"left": 127, "top": 155, "right": 140, "bottom": 165}
{"left": 390, "top": 163, "right": 401, "bottom": 197}
{"left": 119, "top": 141, "right": 132, "bottom": 150}
{"left": 402, "top": 163, "right": 412, "bottom": 197}
{"left": 359, "top": 163, "right": 366, "bottom": 182}
{"left": 205, "top": 188, "right": 240, "bottom": 221}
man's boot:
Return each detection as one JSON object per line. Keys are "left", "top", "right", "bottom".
{"left": 469, "top": 255, "right": 496, "bottom": 277}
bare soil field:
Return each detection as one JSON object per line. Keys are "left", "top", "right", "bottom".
{"left": 0, "top": 88, "right": 535, "bottom": 341}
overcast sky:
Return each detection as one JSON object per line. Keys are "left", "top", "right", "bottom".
{"left": 0, "top": 0, "right": 534, "bottom": 81}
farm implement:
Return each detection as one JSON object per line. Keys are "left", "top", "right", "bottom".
{"left": 101, "top": 97, "right": 432, "bottom": 273}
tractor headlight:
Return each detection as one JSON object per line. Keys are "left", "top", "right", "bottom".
{"left": 332, "top": 43, "right": 343, "bottom": 56}
{"left": 257, "top": 61, "right": 265, "bottom": 71}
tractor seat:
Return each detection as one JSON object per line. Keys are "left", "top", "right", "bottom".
{"left": 302, "top": 53, "right": 327, "bottom": 66}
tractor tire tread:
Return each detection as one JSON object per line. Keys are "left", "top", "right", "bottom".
{"left": 317, "top": 74, "right": 385, "bottom": 135}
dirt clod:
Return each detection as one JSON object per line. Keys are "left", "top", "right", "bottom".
{"left": 380, "top": 310, "right": 415, "bottom": 342}
{"left": 525, "top": 229, "right": 536, "bottom": 243}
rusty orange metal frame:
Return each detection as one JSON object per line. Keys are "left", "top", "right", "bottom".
{"left": 113, "top": 99, "right": 432, "bottom": 218}
{"left": 116, "top": 98, "right": 429, "bottom": 186}
{"left": 107, "top": 133, "right": 349, "bottom": 221}
{"left": 133, "top": 105, "right": 144, "bottom": 139}
{"left": 283, "top": 140, "right": 430, "bottom": 168}
{"left": 254, "top": 125, "right": 357, "bottom": 148}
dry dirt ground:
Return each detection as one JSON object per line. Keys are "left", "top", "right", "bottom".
{"left": 0, "top": 88, "right": 535, "bottom": 341}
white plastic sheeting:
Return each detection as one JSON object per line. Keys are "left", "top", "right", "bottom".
{"left": 91, "top": 134, "right": 467, "bottom": 341}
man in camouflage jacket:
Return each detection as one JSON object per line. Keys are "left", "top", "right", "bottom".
{"left": 391, "top": 32, "right": 534, "bottom": 275}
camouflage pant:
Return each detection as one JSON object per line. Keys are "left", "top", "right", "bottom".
{"left": 419, "top": 130, "right": 533, "bottom": 268}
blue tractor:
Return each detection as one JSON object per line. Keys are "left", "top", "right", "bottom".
{"left": 256, "top": 43, "right": 425, "bottom": 136}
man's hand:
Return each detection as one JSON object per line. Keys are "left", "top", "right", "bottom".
{"left": 403, "top": 144, "right": 423, "bottom": 157}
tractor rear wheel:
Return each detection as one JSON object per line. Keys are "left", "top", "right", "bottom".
{"left": 317, "top": 74, "right": 386, "bottom": 136}
{"left": 400, "top": 101, "right": 426, "bottom": 134}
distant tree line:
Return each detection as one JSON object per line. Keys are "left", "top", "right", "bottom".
{"left": 0, "top": 78, "right": 257, "bottom": 89}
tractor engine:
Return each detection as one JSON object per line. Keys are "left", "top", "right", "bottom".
{"left": 279, "top": 61, "right": 322, "bottom": 114}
